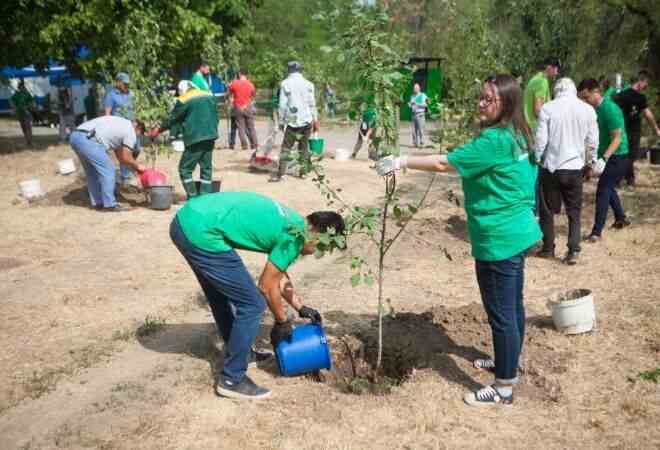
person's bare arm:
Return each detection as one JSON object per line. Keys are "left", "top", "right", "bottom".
{"left": 258, "top": 261, "right": 288, "bottom": 323}
{"left": 534, "top": 97, "right": 545, "bottom": 118}
{"left": 604, "top": 129, "right": 622, "bottom": 159}
{"left": 114, "top": 146, "right": 145, "bottom": 173}
{"left": 643, "top": 108, "right": 660, "bottom": 136}
{"left": 406, "top": 154, "right": 456, "bottom": 173}
{"left": 279, "top": 274, "right": 304, "bottom": 311}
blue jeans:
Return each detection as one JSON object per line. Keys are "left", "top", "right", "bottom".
{"left": 229, "top": 116, "right": 237, "bottom": 147}
{"left": 591, "top": 155, "right": 629, "bottom": 236}
{"left": 475, "top": 251, "right": 527, "bottom": 385}
{"left": 170, "top": 217, "right": 267, "bottom": 384}
{"left": 70, "top": 131, "right": 117, "bottom": 208}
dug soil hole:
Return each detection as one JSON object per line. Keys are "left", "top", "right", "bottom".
{"left": 324, "top": 303, "right": 568, "bottom": 402}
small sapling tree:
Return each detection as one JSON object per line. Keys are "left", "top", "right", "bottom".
{"left": 305, "top": 9, "right": 447, "bottom": 381}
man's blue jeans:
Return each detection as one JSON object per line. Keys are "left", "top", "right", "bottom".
{"left": 591, "top": 155, "right": 629, "bottom": 236}
{"left": 170, "top": 217, "right": 266, "bottom": 384}
{"left": 70, "top": 131, "right": 117, "bottom": 208}
{"left": 475, "top": 251, "right": 527, "bottom": 385}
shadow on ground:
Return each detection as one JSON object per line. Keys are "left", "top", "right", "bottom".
{"left": 29, "top": 179, "right": 150, "bottom": 208}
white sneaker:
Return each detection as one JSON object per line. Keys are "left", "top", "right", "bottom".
{"left": 464, "top": 385, "right": 513, "bottom": 407}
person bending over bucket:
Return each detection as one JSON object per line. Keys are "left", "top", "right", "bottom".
{"left": 170, "top": 192, "right": 345, "bottom": 400}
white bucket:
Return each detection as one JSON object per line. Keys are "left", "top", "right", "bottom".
{"left": 19, "top": 179, "right": 44, "bottom": 199}
{"left": 172, "top": 140, "right": 185, "bottom": 152}
{"left": 58, "top": 158, "right": 76, "bottom": 175}
{"left": 334, "top": 148, "right": 351, "bottom": 162}
{"left": 548, "top": 289, "right": 595, "bottom": 334}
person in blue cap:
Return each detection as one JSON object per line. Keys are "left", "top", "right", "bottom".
{"left": 104, "top": 72, "right": 138, "bottom": 186}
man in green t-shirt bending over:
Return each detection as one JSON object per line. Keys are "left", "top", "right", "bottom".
{"left": 170, "top": 192, "right": 345, "bottom": 400}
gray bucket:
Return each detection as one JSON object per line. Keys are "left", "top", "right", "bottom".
{"left": 149, "top": 185, "right": 173, "bottom": 210}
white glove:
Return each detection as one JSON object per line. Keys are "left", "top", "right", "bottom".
{"left": 376, "top": 155, "right": 408, "bottom": 176}
{"left": 593, "top": 158, "right": 606, "bottom": 176}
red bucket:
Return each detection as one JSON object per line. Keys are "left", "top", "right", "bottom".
{"left": 140, "top": 169, "right": 167, "bottom": 188}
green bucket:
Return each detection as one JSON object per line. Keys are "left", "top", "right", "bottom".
{"left": 309, "top": 138, "right": 324, "bottom": 155}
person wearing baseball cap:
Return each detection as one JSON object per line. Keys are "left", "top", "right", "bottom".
{"left": 104, "top": 72, "right": 138, "bottom": 185}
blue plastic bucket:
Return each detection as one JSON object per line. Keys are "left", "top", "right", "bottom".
{"left": 276, "top": 323, "right": 332, "bottom": 376}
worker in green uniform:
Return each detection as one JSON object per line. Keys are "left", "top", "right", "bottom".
{"left": 151, "top": 86, "right": 219, "bottom": 198}
{"left": 10, "top": 80, "right": 34, "bottom": 146}
{"left": 191, "top": 62, "right": 212, "bottom": 92}
{"left": 523, "top": 58, "right": 560, "bottom": 131}
{"left": 578, "top": 78, "right": 631, "bottom": 242}
{"left": 170, "top": 192, "right": 345, "bottom": 399}
{"left": 351, "top": 104, "right": 377, "bottom": 159}
{"left": 377, "top": 74, "right": 541, "bottom": 407}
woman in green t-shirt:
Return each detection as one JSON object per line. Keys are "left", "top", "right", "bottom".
{"left": 377, "top": 74, "right": 541, "bottom": 407}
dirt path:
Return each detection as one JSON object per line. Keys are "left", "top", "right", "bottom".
{"left": 0, "top": 119, "right": 659, "bottom": 449}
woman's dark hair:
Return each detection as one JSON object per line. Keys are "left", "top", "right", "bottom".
{"left": 483, "top": 74, "right": 533, "bottom": 148}
{"left": 307, "top": 211, "right": 345, "bottom": 236}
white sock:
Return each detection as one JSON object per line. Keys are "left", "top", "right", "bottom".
{"left": 494, "top": 385, "right": 513, "bottom": 397}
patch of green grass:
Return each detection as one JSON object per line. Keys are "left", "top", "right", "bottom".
{"left": 112, "top": 328, "right": 134, "bottom": 341}
{"left": 638, "top": 367, "right": 660, "bottom": 383}
{"left": 135, "top": 315, "right": 167, "bottom": 337}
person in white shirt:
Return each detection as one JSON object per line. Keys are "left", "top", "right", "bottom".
{"left": 535, "top": 77, "right": 599, "bottom": 265}
{"left": 270, "top": 61, "right": 319, "bottom": 182}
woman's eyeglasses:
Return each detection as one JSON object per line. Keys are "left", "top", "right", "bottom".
{"left": 479, "top": 95, "right": 499, "bottom": 106}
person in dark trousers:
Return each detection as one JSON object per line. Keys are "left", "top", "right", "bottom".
{"left": 613, "top": 71, "right": 660, "bottom": 187}
{"left": 377, "top": 74, "right": 541, "bottom": 407}
{"left": 170, "top": 192, "right": 345, "bottom": 400}
{"left": 228, "top": 68, "right": 258, "bottom": 150}
{"left": 151, "top": 85, "right": 219, "bottom": 199}
{"left": 535, "top": 78, "right": 599, "bottom": 265}
{"left": 578, "top": 79, "right": 631, "bottom": 242}
{"left": 10, "top": 80, "right": 34, "bottom": 146}
{"left": 84, "top": 87, "right": 99, "bottom": 120}
{"left": 270, "top": 61, "right": 319, "bottom": 182}
{"left": 351, "top": 104, "right": 377, "bottom": 159}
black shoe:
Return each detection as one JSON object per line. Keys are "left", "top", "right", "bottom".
{"left": 215, "top": 375, "right": 271, "bottom": 400}
{"left": 268, "top": 175, "right": 283, "bottom": 182}
{"left": 563, "top": 251, "right": 579, "bottom": 265}
{"left": 248, "top": 348, "right": 274, "bottom": 367}
{"left": 584, "top": 234, "right": 601, "bottom": 243}
{"left": 535, "top": 248, "right": 555, "bottom": 259}
{"left": 612, "top": 218, "right": 631, "bottom": 229}
{"left": 464, "top": 385, "right": 513, "bottom": 407}
{"left": 101, "top": 205, "right": 132, "bottom": 212}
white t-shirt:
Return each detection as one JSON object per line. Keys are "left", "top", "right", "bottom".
{"left": 78, "top": 116, "right": 137, "bottom": 151}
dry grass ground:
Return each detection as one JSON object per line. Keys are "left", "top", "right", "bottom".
{"left": 0, "top": 118, "right": 658, "bottom": 449}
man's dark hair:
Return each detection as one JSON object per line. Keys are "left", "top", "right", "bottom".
{"left": 577, "top": 78, "right": 600, "bottom": 92}
{"left": 134, "top": 119, "right": 146, "bottom": 134}
{"left": 239, "top": 68, "right": 249, "bottom": 76}
{"left": 543, "top": 57, "right": 561, "bottom": 69}
{"left": 199, "top": 61, "right": 209, "bottom": 68}
{"left": 307, "top": 211, "right": 345, "bottom": 236}
{"left": 637, "top": 70, "right": 651, "bottom": 82}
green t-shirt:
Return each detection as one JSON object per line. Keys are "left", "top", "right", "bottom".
{"left": 523, "top": 72, "right": 550, "bottom": 131}
{"left": 176, "top": 192, "right": 306, "bottom": 271}
{"left": 11, "top": 90, "right": 34, "bottom": 117}
{"left": 191, "top": 72, "right": 211, "bottom": 92}
{"left": 361, "top": 107, "right": 377, "bottom": 130}
{"left": 447, "top": 127, "right": 542, "bottom": 262}
{"left": 595, "top": 97, "right": 629, "bottom": 158}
